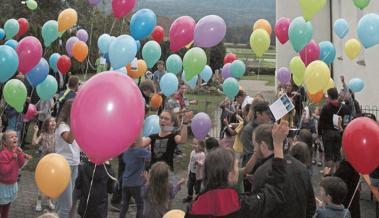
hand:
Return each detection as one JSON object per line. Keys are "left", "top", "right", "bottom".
{"left": 236, "top": 114, "right": 243, "bottom": 123}
{"left": 25, "top": 154, "right": 33, "bottom": 160}
{"left": 272, "top": 120, "right": 289, "bottom": 146}
{"left": 15, "top": 147, "right": 23, "bottom": 155}
{"left": 178, "top": 178, "right": 186, "bottom": 186}
{"left": 33, "top": 125, "right": 39, "bottom": 133}
{"left": 223, "top": 118, "right": 229, "bottom": 125}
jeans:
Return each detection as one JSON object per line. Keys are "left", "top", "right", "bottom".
{"left": 187, "top": 172, "right": 201, "bottom": 197}
{"left": 57, "top": 165, "right": 78, "bottom": 218}
{"left": 119, "top": 186, "right": 143, "bottom": 218}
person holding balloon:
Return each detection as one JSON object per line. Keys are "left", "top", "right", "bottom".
{"left": 55, "top": 76, "right": 79, "bottom": 117}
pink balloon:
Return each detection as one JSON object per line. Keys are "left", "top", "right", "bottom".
{"left": 16, "top": 36, "right": 43, "bottom": 74}
{"left": 275, "top": 17, "right": 291, "bottom": 44}
{"left": 66, "top": 37, "right": 79, "bottom": 57}
{"left": 169, "top": 16, "right": 196, "bottom": 52}
{"left": 71, "top": 71, "right": 144, "bottom": 164}
{"left": 23, "top": 104, "right": 37, "bottom": 122}
{"left": 112, "top": 0, "right": 136, "bottom": 19}
{"left": 300, "top": 40, "right": 320, "bottom": 66}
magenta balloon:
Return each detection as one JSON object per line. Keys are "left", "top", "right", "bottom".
{"left": 23, "top": 104, "right": 37, "bottom": 122}
{"left": 275, "top": 17, "right": 291, "bottom": 44}
{"left": 16, "top": 36, "right": 42, "bottom": 74}
{"left": 112, "top": 0, "right": 136, "bottom": 19}
{"left": 87, "top": 0, "right": 101, "bottom": 6}
{"left": 65, "top": 36, "right": 79, "bottom": 57}
{"left": 76, "top": 29, "right": 88, "bottom": 42}
{"left": 194, "top": 15, "right": 226, "bottom": 48}
{"left": 277, "top": 67, "right": 291, "bottom": 84}
{"left": 71, "top": 71, "right": 145, "bottom": 164}
{"left": 169, "top": 16, "right": 196, "bottom": 52}
{"left": 221, "top": 63, "right": 232, "bottom": 79}
{"left": 191, "top": 112, "right": 212, "bottom": 140}
{"left": 300, "top": 40, "right": 320, "bottom": 66}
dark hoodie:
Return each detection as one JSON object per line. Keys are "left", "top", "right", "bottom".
{"left": 318, "top": 100, "right": 350, "bottom": 135}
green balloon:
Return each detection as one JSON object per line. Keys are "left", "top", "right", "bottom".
{"left": 4, "top": 19, "right": 19, "bottom": 39}
{"left": 289, "top": 56, "right": 306, "bottom": 86}
{"left": 230, "top": 60, "right": 246, "bottom": 78}
{"left": 299, "top": 0, "right": 326, "bottom": 21}
{"left": 142, "top": 41, "right": 161, "bottom": 69}
{"left": 250, "top": 29, "right": 270, "bottom": 58}
{"left": 223, "top": 77, "right": 239, "bottom": 99}
{"left": 183, "top": 47, "right": 207, "bottom": 81}
{"left": 26, "top": 0, "right": 38, "bottom": 10}
{"left": 288, "top": 17, "right": 313, "bottom": 52}
{"left": 166, "top": 54, "right": 182, "bottom": 75}
{"left": 42, "top": 20, "right": 59, "bottom": 47}
{"left": 353, "top": 0, "right": 370, "bottom": 9}
{"left": 36, "top": 75, "right": 58, "bottom": 101}
{"left": 58, "top": 31, "right": 65, "bottom": 38}
{"left": 4, "top": 79, "right": 27, "bottom": 112}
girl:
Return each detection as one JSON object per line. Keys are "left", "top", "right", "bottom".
{"left": 33, "top": 118, "right": 57, "bottom": 211}
{"left": 55, "top": 100, "right": 80, "bottom": 218}
{"left": 143, "top": 162, "right": 185, "bottom": 218}
{"left": 0, "top": 131, "right": 26, "bottom": 218}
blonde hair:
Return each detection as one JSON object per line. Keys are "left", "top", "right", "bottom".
{"left": 146, "top": 162, "right": 171, "bottom": 206}
{"left": 2, "top": 130, "right": 16, "bottom": 143}
{"left": 37, "top": 212, "right": 59, "bottom": 218}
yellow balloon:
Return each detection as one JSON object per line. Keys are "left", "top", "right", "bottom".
{"left": 250, "top": 29, "right": 270, "bottom": 58}
{"left": 344, "top": 39, "right": 362, "bottom": 60}
{"left": 58, "top": 8, "right": 78, "bottom": 32}
{"left": 324, "top": 78, "right": 335, "bottom": 93}
{"left": 304, "top": 60, "right": 331, "bottom": 94}
{"left": 35, "top": 153, "right": 71, "bottom": 199}
{"left": 163, "top": 210, "right": 185, "bottom": 218}
{"left": 289, "top": 56, "right": 305, "bottom": 86}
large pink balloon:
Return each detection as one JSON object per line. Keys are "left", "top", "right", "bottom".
{"left": 194, "top": 15, "right": 226, "bottom": 48}
{"left": 71, "top": 71, "right": 144, "bottom": 164}
{"left": 300, "top": 40, "right": 320, "bottom": 66}
{"left": 16, "top": 36, "right": 42, "bottom": 74}
{"left": 112, "top": 0, "right": 136, "bottom": 19}
{"left": 23, "top": 104, "right": 37, "bottom": 122}
{"left": 275, "top": 17, "right": 291, "bottom": 44}
{"left": 169, "top": 16, "right": 196, "bottom": 52}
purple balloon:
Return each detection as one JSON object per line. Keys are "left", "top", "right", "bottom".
{"left": 194, "top": 15, "right": 226, "bottom": 48}
{"left": 191, "top": 112, "right": 212, "bottom": 140}
{"left": 88, "top": 0, "right": 101, "bottom": 6}
{"left": 76, "top": 29, "right": 89, "bottom": 42}
{"left": 277, "top": 67, "right": 291, "bottom": 84}
{"left": 222, "top": 63, "right": 231, "bottom": 79}
{"left": 65, "top": 36, "right": 79, "bottom": 57}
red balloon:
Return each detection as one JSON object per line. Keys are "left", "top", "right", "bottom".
{"left": 17, "top": 18, "right": 29, "bottom": 37}
{"left": 57, "top": 55, "right": 72, "bottom": 75}
{"left": 300, "top": 40, "right": 320, "bottom": 66}
{"left": 151, "top": 26, "right": 164, "bottom": 43}
{"left": 112, "top": 0, "right": 136, "bottom": 19}
{"left": 224, "top": 53, "right": 238, "bottom": 65}
{"left": 342, "top": 117, "right": 379, "bottom": 174}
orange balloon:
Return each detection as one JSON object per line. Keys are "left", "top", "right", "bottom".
{"left": 253, "top": 19, "right": 272, "bottom": 36}
{"left": 58, "top": 8, "right": 78, "bottom": 32}
{"left": 127, "top": 59, "right": 147, "bottom": 78}
{"left": 35, "top": 153, "right": 71, "bottom": 199}
{"left": 150, "top": 93, "right": 163, "bottom": 109}
{"left": 72, "top": 41, "right": 88, "bottom": 63}
{"left": 308, "top": 90, "right": 324, "bottom": 104}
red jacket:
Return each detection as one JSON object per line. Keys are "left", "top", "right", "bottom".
{"left": 0, "top": 147, "right": 25, "bottom": 184}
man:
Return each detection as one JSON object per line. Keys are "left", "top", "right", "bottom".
{"left": 235, "top": 90, "right": 247, "bottom": 116}
{"left": 250, "top": 123, "right": 316, "bottom": 218}
{"left": 153, "top": 60, "right": 167, "bottom": 92}
{"left": 54, "top": 76, "right": 79, "bottom": 117}
{"left": 139, "top": 80, "right": 155, "bottom": 115}
{"left": 175, "top": 82, "right": 197, "bottom": 111}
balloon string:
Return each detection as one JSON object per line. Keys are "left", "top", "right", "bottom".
{"left": 257, "top": 58, "right": 262, "bottom": 80}
{"left": 120, "top": 18, "right": 125, "bottom": 34}
{"left": 84, "top": 9, "right": 96, "bottom": 81}
{"left": 83, "top": 164, "right": 97, "bottom": 218}
{"left": 109, "top": 20, "right": 117, "bottom": 35}
{"left": 347, "top": 176, "right": 362, "bottom": 210}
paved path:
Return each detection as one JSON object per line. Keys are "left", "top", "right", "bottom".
{"left": 239, "top": 80, "right": 276, "bottom": 102}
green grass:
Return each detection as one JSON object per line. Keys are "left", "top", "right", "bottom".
{"left": 241, "top": 74, "right": 275, "bottom": 86}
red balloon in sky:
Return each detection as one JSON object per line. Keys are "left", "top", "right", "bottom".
{"left": 57, "top": 55, "right": 72, "bottom": 75}
{"left": 17, "top": 18, "right": 29, "bottom": 37}
{"left": 151, "top": 26, "right": 164, "bottom": 43}
{"left": 224, "top": 53, "right": 238, "bottom": 65}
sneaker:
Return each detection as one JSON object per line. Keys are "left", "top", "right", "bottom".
{"left": 35, "top": 200, "right": 42, "bottom": 212}
{"left": 183, "top": 196, "right": 193, "bottom": 203}
{"left": 110, "top": 202, "right": 121, "bottom": 212}
{"left": 48, "top": 200, "right": 55, "bottom": 210}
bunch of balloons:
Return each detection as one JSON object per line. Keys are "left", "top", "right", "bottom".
{"left": 250, "top": 19, "right": 271, "bottom": 58}
{"left": 65, "top": 31, "right": 89, "bottom": 63}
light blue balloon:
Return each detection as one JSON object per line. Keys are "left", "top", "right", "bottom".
{"left": 160, "top": 73, "right": 178, "bottom": 97}
{"left": 348, "top": 78, "right": 364, "bottom": 93}
{"left": 166, "top": 54, "right": 182, "bottom": 75}
{"left": 223, "top": 77, "right": 239, "bottom": 99}
{"left": 143, "top": 115, "right": 161, "bottom": 137}
{"left": 136, "top": 40, "right": 141, "bottom": 51}
{"left": 4, "top": 19, "right": 19, "bottom": 39}
{"left": 109, "top": 35, "right": 137, "bottom": 69}
{"left": 5, "top": 39, "right": 18, "bottom": 50}
{"left": 36, "top": 75, "right": 58, "bottom": 100}
{"left": 0, "top": 45, "right": 19, "bottom": 82}
{"left": 142, "top": 40, "right": 161, "bottom": 68}
{"left": 26, "top": 58, "right": 49, "bottom": 87}
{"left": 319, "top": 41, "right": 336, "bottom": 65}
{"left": 288, "top": 17, "right": 313, "bottom": 52}
{"left": 97, "top": 33, "right": 112, "bottom": 54}
{"left": 130, "top": 9, "right": 157, "bottom": 40}
{"left": 0, "top": 29, "right": 5, "bottom": 40}
{"left": 42, "top": 20, "right": 59, "bottom": 47}
{"left": 199, "top": 65, "right": 212, "bottom": 83}
{"left": 357, "top": 13, "right": 379, "bottom": 49}
{"left": 230, "top": 60, "right": 246, "bottom": 78}
{"left": 334, "top": 19, "right": 349, "bottom": 39}
{"left": 182, "top": 71, "right": 198, "bottom": 89}
{"left": 49, "top": 53, "right": 61, "bottom": 72}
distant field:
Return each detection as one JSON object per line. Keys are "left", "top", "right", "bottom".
{"left": 241, "top": 74, "right": 275, "bottom": 86}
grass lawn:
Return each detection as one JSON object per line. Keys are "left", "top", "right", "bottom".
{"left": 241, "top": 74, "right": 275, "bottom": 86}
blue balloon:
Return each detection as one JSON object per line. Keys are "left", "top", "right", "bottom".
{"left": 160, "top": 73, "right": 179, "bottom": 97}
{"left": 26, "top": 58, "right": 49, "bottom": 87}
{"left": 357, "top": 13, "right": 379, "bottom": 49}
{"left": 130, "top": 9, "right": 157, "bottom": 40}
{"left": 288, "top": 17, "right": 313, "bottom": 52}
{"left": 348, "top": 78, "right": 364, "bottom": 93}
{"left": 319, "top": 41, "right": 336, "bottom": 65}
{"left": 5, "top": 39, "right": 18, "bottom": 50}
{"left": 36, "top": 75, "right": 58, "bottom": 100}
{"left": 199, "top": 65, "right": 212, "bottom": 83}
{"left": 49, "top": 53, "right": 61, "bottom": 72}
{"left": 334, "top": 19, "right": 349, "bottom": 39}
{"left": 0, "top": 45, "right": 19, "bottom": 82}
{"left": 0, "top": 29, "right": 4, "bottom": 40}
{"left": 136, "top": 40, "right": 141, "bottom": 51}
{"left": 143, "top": 115, "right": 161, "bottom": 137}
{"left": 97, "top": 33, "right": 112, "bottom": 54}
{"left": 182, "top": 71, "right": 198, "bottom": 89}
{"left": 109, "top": 35, "right": 137, "bottom": 69}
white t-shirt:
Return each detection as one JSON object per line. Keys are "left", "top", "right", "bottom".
{"left": 188, "top": 150, "right": 206, "bottom": 174}
{"left": 55, "top": 123, "right": 80, "bottom": 166}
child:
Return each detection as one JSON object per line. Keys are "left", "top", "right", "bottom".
{"left": 142, "top": 162, "right": 185, "bottom": 218}
{"left": 312, "top": 107, "right": 324, "bottom": 167}
{"left": 183, "top": 139, "right": 205, "bottom": 202}
{"left": 314, "top": 177, "right": 352, "bottom": 218}
{"left": 0, "top": 131, "right": 26, "bottom": 218}
{"left": 32, "top": 118, "right": 57, "bottom": 211}
{"left": 204, "top": 137, "right": 219, "bottom": 153}
{"left": 119, "top": 137, "right": 151, "bottom": 218}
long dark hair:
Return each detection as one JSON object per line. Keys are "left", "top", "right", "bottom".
{"left": 57, "top": 99, "right": 73, "bottom": 126}
{"left": 147, "top": 162, "right": 171, "bottom": 206}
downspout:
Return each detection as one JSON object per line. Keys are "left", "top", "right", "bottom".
{"left": 329, "top": 0, "right": 334, "bottom": 79}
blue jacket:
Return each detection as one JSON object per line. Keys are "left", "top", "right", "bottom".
{"left": 122, "top": 147, "right": 151, "bottom": 187}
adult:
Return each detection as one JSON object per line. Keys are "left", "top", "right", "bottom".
{"left": 139, "top": 80, "right": 155, "bottom": 115}
{"left": 54, "top": 76, "right": 80, "bottom": 117}
{"left": 152, "top": 61, "right": 167, "bottom": 93}
{"left": 174, "top": 82, "right": 197, "bottom": 111}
